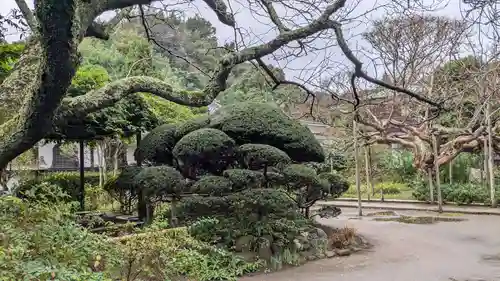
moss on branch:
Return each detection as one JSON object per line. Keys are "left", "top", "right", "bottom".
{"left": 56, "top": 76, "right": 214, "bottom": 119}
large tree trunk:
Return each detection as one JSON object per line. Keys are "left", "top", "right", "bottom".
{"left": 487, "top": 100, "right": 496, "bottom": 207}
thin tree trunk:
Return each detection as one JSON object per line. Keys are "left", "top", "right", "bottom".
{"left": 432, "top": 134, "right": 443, "bottom": 212}
{"left": 364, "top": 145, "right": 372, "bottom": 201}
{"left": 428, "top": 168, "right": 434, "bottom": 203}
{"left": 97, "top": 144, "right": 103, "bottom": 187}
{"left": 353, "top": 119, "right": 362, "bottom": 216}
{"left": 484, "top": 137, "right": 489, "bottom": 189}
{"left": 487, "top": 101, "right": 496, "bottom": 207}
{"left": 448, "top": 160, "right": 453, "bottom": 184}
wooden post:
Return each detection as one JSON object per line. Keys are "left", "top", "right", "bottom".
{"left": 432, "top": 134, "right": 442, "bottom": 213}
{"left": 79, "top": 140, "right": 85, "bottom": 211}
{"left": 353, "top": 119, "right": 362, "bottom": 216}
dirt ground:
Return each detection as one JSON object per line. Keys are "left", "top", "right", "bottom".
{"left": 240, "top": 209, "right": 500, "bottom": 281}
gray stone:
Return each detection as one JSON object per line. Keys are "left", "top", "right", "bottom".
{"left": 234, "top": 235, "right": 254, "bottom": 252}
{"left": 257, "top": 244, "right": 273, "bottom": 260}
{"left": 314, "top": 227, "right": 328, "bottom": 239}
{"left": 262, "top": 235, "right": 274, "bottom": 244}
{"left": 326, "top": 251, "right": 337, "bottom": 258}
{"left": 336, "top": 248, "right": 352, "bottom": 256}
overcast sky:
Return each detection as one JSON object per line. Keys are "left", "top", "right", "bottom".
{"left": 1, "top": 0, "right": 467, "bottom": 85}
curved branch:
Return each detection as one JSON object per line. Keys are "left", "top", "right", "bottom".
{"left": 15, "top": 0, "right": 37, "bottom": 31}
{"left": 57, "top": 76, "right": 213, "bottom": 119}
{"left": 330, "top": 20, "right": 442, "bottom": 108}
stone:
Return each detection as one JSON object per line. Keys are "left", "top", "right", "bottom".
{"left": 234, "top": 235, "right": 254, "bottom": 252}
{"left": 326, "top": 251, "right": 337, "bottom": 258}
{"left": 262, "top": 235, "right": 274, "bottom": 244}
{"left": 257, "top": 244, "right": 273, "bottom": 260}
{"left": 336, "top": 248, "right": 352, "bottom": 256}
{"left": 350, "top": 246, "right": 363, "bottom": 252}
{"left": 314, "top": 227, "right": 328, "bottom": 239}
{"left": 293, "top": 239, "right": 303, "bottom": 251}
{"left": 271, "top": 242, "right": 282, "bottom": 254}
{"left": 256, "top": 237, "right": 273, "bottom": 260}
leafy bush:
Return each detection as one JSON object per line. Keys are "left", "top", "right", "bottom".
{"left": 223, "top": 168, "right": 264, "bottom": 190}
{"left": 173, "top": 128, "right": 236, "bottom": 179}
{"left": 374, "top": 182, "right": 405, "bottom": 194}
{"left": 103, "top": 166, "right": 142, "bottom": 213}
{"left": 18, "top": 171, "right": 101, "bottom": 201}
{"left": 134, "top": 123, "right": 178, "bottom": 165}
{"left": 237, "top": 143, "right": 291, "bottom": 170}
{"left": 209, "top": 102, "right": 325, "bottom": 162}
{"left": 0, "top": 196, "right": 120, "bottom": 280}
{"left": 410, "top": 177, "right": 497, "bottom": 205}
{"left": 134, "top": 165, "right": 186, "bottom": 203}
{"left": 318, "top": 172, "right": 349, "bottom": 197}
{"left": 115, "top": 227, "right": 261, "bottom": 281}
{"left": 378, "top": 150, "right": 416, "bottom": 182}
{"left": 193, "top": 175, "right": 233, "bottom": 196}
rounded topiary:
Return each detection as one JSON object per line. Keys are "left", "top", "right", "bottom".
{"left": 209, "top": 102, "right": 325, "bottom": 162}
{"left": 192, "top": 175, "right": 233, "bottom": 196}
{"left": 237, "top": 143, "right": 291, "bottom": 170}
{"left": 134, "top": 165, "right": 186, "bottom": 202}
{"left": 174, "top": 115, "right": 210, "bottom": 139}
{"left": 223, "top": 169, "right": 264, "bottom": 190}
{"left": 318, "top": 172, "right": 349, "bottom": 198}
{"left": 134, "top": 124, "right": 178, "bottom": 165}
{"left": 282, "top": 164, "right": 321, "bottom": 188}
{"left": 172, "top": 128, "right": 236, "bottom": 179}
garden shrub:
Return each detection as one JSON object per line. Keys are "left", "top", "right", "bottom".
{"left": 174, "top": 114, "right": 211, "bottom": 139}
{"left": 0, "top": 196, "right": 120, "bottom": 280}
{"left": 411, "top": 177, "right": 497, "bottom": 205}
{"left": 209, "top": 102, "right": 325, "bottom": 162}
{"left": 318, "top": 172, "right": 349, "bottom": 197}
{"left": 18, "top": 171, "right": 101, "bottom": 201}
{"left": 115, "top": 227, "right": 261, "bottom": 281}
{"left": 223, "top": 168, "right": 264, "bottom": 190}
{"left": 173, "top": 128, "right": 236, "bottom": 179}
{"left": 103, "top": 166, "right": 142, "bottom": 213}
{"left": 373, "top": 182, "right": 406, "bottom": 194}
{"left": 134, "top": 165, "right": 186, "bottom": 203}
{"left": 237, "top": 143, "right": 291, "bottom": 170}
{"left": 193, "top": 175, "right": 233, "bottom": 196}
{"left": 134, "top": 123, "right": 178, "bottom": 165}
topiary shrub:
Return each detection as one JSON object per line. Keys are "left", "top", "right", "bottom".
{"left": 209, "top": 102, "right": 325, "bottom": 162}
{"left": 134, "top": 165, "right": 187, "bottom": 225}
{"left": 134, "top": 124, "right": 178, "bottom": 165}
{"left": 283, "top": 164, "right": 328, "bottom": 217}
{"left": 103, "top": 166, "right": 142, "bottom": 214}
{"left": 174, "top": 115, "right": 210, "bottom": 140}
{"left": 318, "top": 172, "right": 349, "bottom": 198}
{"left": 223, "top": 169, "right": 264, "bottom": 191}
{"left": 173, "top": 128, "right": 236, "bottom": 179}
{"left": 237, "top": 144, "right": 291, "bottom": 171}
{"left": 192, "top": 175, "right": 233, "bottom": 196}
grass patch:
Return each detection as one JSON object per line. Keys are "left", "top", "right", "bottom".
{"left": 373, "top": 215, "right": 466, "bottom": 224}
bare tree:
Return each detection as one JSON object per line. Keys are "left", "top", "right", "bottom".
{"left": 0, "top": 0, "right": 442, "bottom": 172}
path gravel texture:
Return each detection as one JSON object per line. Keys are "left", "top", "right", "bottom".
{"left": 240, "top": 209, "right": 500, "bottom": 281}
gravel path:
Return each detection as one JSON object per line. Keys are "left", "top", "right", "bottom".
{"left": 240, "top": 209, "right": 500, "bottom": 281}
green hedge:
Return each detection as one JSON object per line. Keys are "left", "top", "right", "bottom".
{"left": 18, "top": 171, "right": 102, "bottom": 200}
